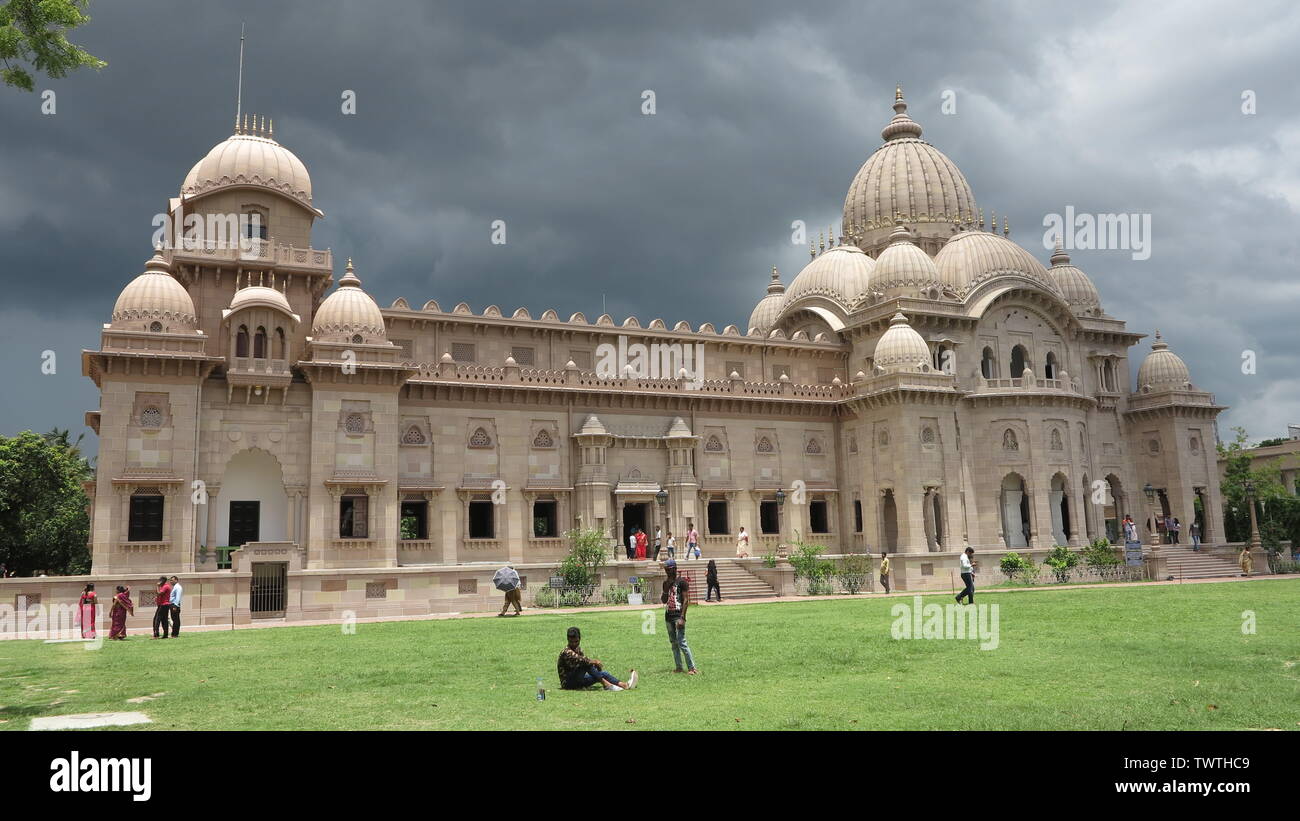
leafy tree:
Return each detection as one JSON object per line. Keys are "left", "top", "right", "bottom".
{"left": 557, "top": 526, "right": 609, "bottom": 598}
{"left": 0, "top": 429, "right": 92, "bottom": 574}
{"left": 1218, "top": 427, "right": 1300, "bottom": 568}
{"left": 0, "top": 0, "right": 105, "bottom": 91}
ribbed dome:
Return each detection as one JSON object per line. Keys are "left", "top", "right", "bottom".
{"left": 181, "top": 119, "right": 314, "bottom": 211}
{"left": 1136, "top": 332, "right": 1192, "bottom": 391}
{"left": 842, "top": 88, "right": 978, "bottom": 255}
{"left": 934, "top": 230, "right": 1059, "bottom": 296}
{"left": 872, "top": 224, "right": 944, "bottom": 297}
{"left": 873, "top": 311, "right": 932, "bottom": 373}
{"left": 111, "top": 249, "right": 198, "bottom": 332}
{"left": 748, "top": 266, "right": 787, "bottom": 333}
{"left": 1048, "top": 239, "right": 1102, "bottom": 316}
{"left": 783, "top": 244, "right": 875, "bottom": 309}
{"left": 311, "top": 260, "right": 386, "bottom": 343}
{"left": 225, "top": 282, "right": 300, "bottom": 323}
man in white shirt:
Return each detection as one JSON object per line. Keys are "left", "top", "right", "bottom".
{"left": 955, "top": 547, "right": 976, "bottom": 605}
{"left": 627, "top": 531, "right": 637, "bottom": 560}
{"left": 168, "top": 575, "right": 184, "bottom": 637}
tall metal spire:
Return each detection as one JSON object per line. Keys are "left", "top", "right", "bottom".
{"left": 235, "top": 22, "right": 246, "bottom": 130}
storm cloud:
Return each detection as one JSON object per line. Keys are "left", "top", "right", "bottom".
{"left": 2, "top": 0, "right": 1297, "bottom": 456}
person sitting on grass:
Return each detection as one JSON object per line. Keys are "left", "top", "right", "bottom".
{"left": 557, "top": 627, "right": 637, "bottom": 691}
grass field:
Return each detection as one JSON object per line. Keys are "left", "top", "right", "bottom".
{"left": 2, "top": 580, "right": 1297, "bottom": 730}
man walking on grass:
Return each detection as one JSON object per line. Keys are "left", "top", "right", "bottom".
{"left": 661, "top": 559, "right": 697, "bottom": 674}
{"left": 955, "top": 547, "right": 977, "bottom": 605}
{"left": 879, "top": 551, "right": 891, "bottom": 594}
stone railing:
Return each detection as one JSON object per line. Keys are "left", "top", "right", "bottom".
{"left": 167, "top": 242, "right": 332, "bottom": 272}
{"left": 409, "top": 362, "right": 854, "bottom": 400}
{"left": 329, "top": 539, "right": 376, "bottom": 550}
{"left": 229, "top": 357, "right": 290, "bottom": 374}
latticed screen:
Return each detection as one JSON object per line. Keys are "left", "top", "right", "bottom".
{"left": 451, "top": 342, "right": 476, "bottom": 363}
{"left": 510, "top": 346, "right": 535, "bottom": 366}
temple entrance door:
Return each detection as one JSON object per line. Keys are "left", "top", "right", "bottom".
{"left": 622, "top": 503, "right": 648, "bottom": 554}
{"left": 229, "top": 501, "right": 260, "bottom": 546}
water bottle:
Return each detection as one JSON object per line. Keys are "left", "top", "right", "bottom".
{"left": 536, "top": 677, "right": 546, "bottom": 701}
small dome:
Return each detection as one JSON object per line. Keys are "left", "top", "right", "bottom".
{"left": 225, "top": 281, "right": 300, "bottom": 323}
{"left": 111, "top": 249, "right": 198, "bottom": 332}
{"left": 783, "top": 244, "right": 875, "bottom": 309}
{"left": 311, "top": 260, "right": 386, "bottom": 343}
{"left": 1048, "top": 240, "right": 1102, "bottom": 316}
{"left": 872, "top": 225, "right": 943, "bottom": 297}
{"left": 872, "top": 311, "right": 932, "bottom": 373}
{"left": 181, "top": 119, "right": 315, "bottom": 212}
{"left": 747, "top": 266, "right": 786, "bottom": 333}
{"left": 842, "top": 88, "right": 978, "bottom": 254}
{"left": 1136, "top": 331, "right": 1192, "bottom": 391}
{"left": 935, "top": 230, "right": 1058, "bottom": 296}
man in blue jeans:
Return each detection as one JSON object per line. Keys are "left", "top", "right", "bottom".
{"left": 661, "top": 559, "right": 698, "bottom": 674}
{"left": 557, "top": 627, "right": 637, "bottom": 691}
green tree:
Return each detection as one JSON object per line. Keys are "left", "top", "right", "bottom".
{"left": 0, "top": 0, "right": 105, "bottom": 91}
{"left": 1218, "top": 427, "right": 1300, "bottom": 565}
{"left": 0, "top": 429, "right": 92, "bottom": 574}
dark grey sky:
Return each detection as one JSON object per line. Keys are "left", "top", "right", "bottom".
{"left": 2, "top": 0, "right": 1297, "bottom": 457}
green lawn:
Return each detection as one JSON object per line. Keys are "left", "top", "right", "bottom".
{"left": 2, "top": 580, "right": 1297, "bottom": 730}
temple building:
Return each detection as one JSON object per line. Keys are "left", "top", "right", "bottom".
{"left": 77, "top": 91, "right": 1228, "bottom": 617}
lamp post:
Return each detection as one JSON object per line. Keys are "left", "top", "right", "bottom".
{"left": 1243, "top": 480, "right": 1261, "bottom": 551}
{"left": 775, "top": 487, "right": 787, "bottom": 557}
{"left": 655, "top": 488, "right": 669, "bottom": 561}
{"left": 1142, "top": 482, "right": 1160, "bottom": 548}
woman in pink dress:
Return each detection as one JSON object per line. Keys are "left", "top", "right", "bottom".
{"left": 108, "top": 585, "right": 134, "bottom": 640}
{"left": 77, "top": 583, "right": 97, "bottom": 639}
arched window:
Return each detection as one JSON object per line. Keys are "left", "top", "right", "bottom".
{"left": 756, "top": 436, "right": 774, "bottom": 453}
{"left": 352, "top": 334, "right": 363, "bottom": 345}
{"left": 1045, "top": 351, "right": 1058, "bottom": 379}
{"left": 344, "top": 413, "right": 366, "bottom": 434}
{"left": 704, "top": 435, "right": 724, "bottom": 452}
{"left": 253, "top": 326, "right": 267, "bottom": 358}
{"left": 149, "top": 321, "right": 163, "bottom": 333}
{"left": 1010, "top": 345, "right": 1028, "bottom": 377}
{"left": 469, "top": 427, "right": 492, "bottom": 448}
{"left": 1102, "top": 360, "right": 1116, "bottom": 392}
{"left": 243, "top": 210, "right": 268, "bottom": 240}
{"left": 274, "top": 327, "right": 286, "bottom": 359}
{"left": 981, "top": 347, "right": 996, "bottom": 379}
{"left": 235, "top": 325, "right": 250, "bottom": 358}
{"left": 402, "top": 425, "right": 426, "bottom": 445}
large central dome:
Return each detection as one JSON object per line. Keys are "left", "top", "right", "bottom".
{"left": 842, "top": 88, "right": 978, "bottom": 256}
{"left": 181, "top": 116, "right": 316, "bottom": 213}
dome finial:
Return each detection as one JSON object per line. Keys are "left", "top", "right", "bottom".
{"left": 882, "top": 83, "right": 923, "bottom": 141}
{"left": 1003, "top": 217, "right": 1009, "bottom": 237}
{"left": 339, "top": 257, "right": 362, "bottom": 288}
{"left": 268, "top": 118, "right": 273, "bottom": 139}
{"left": 1050, "top": 234, "right": 1070, "bottom": 266}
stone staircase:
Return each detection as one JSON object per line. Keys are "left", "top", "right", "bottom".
{"left": 1161, "top": 545, "right": 1245, "bottom": 580}
{"left": 675, "top": 558, "right": 776, "bottom": 600}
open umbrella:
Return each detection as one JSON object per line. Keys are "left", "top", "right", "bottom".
{"left": 492, "top": 566, "right": 520, "bottom": 592}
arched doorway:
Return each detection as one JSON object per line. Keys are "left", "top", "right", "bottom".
{"left": 880, "top": 489, "right": 898, "bottom": 552}
{"left": 1001, "top": 473, "right": 1031, "bottom": 548}
{"left": 1103, "top": 474, "right": 1125, "bottom": 543}
{"left": 1049, "top": 473, "right": 1070, "bottom": 546}
{"left": 1010, "top": 345, "right": 1029, "bottom": 377}
{"left": 215, "top": 448, "right": 289, "bottom": 547}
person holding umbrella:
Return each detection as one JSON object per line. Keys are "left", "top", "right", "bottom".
{"left": 493, "top": 564, "right": 523, "bottom": 616}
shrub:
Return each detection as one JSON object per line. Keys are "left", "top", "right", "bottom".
{"left": 1082, "top": 538, "right": 1120, "bottom": 569}
{"left": 1000, "top": 552, "right": 1029, "bottom": 580}
{"left": 602, "top": 585, "right": 631, "bottom": 605}
{"left": 558, "top": 527, "right": 609, "bottom": 591}
{"left": 837, "top": 553, "right": 873, "bottom": 594}
{"left": 533, "top": 587, "right": 558, "bottom": 608}
{"left": 1044, "top": 545, "right": 1081, "bottom": 583}
{"left": 762, "top": 550, "right": 778, "bottom": 568}
{"left": 790, "top": 543, "right": 832, "bottom": 587}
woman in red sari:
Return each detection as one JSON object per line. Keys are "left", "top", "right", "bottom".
{"left": 108, "top": 585, "right": 133, "bottom": 640}
{"left": 77, "top": 583, "right": 97, "bottom": 639}
{"left": 634, "top": 528, "right": 648, "bottom": 560}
